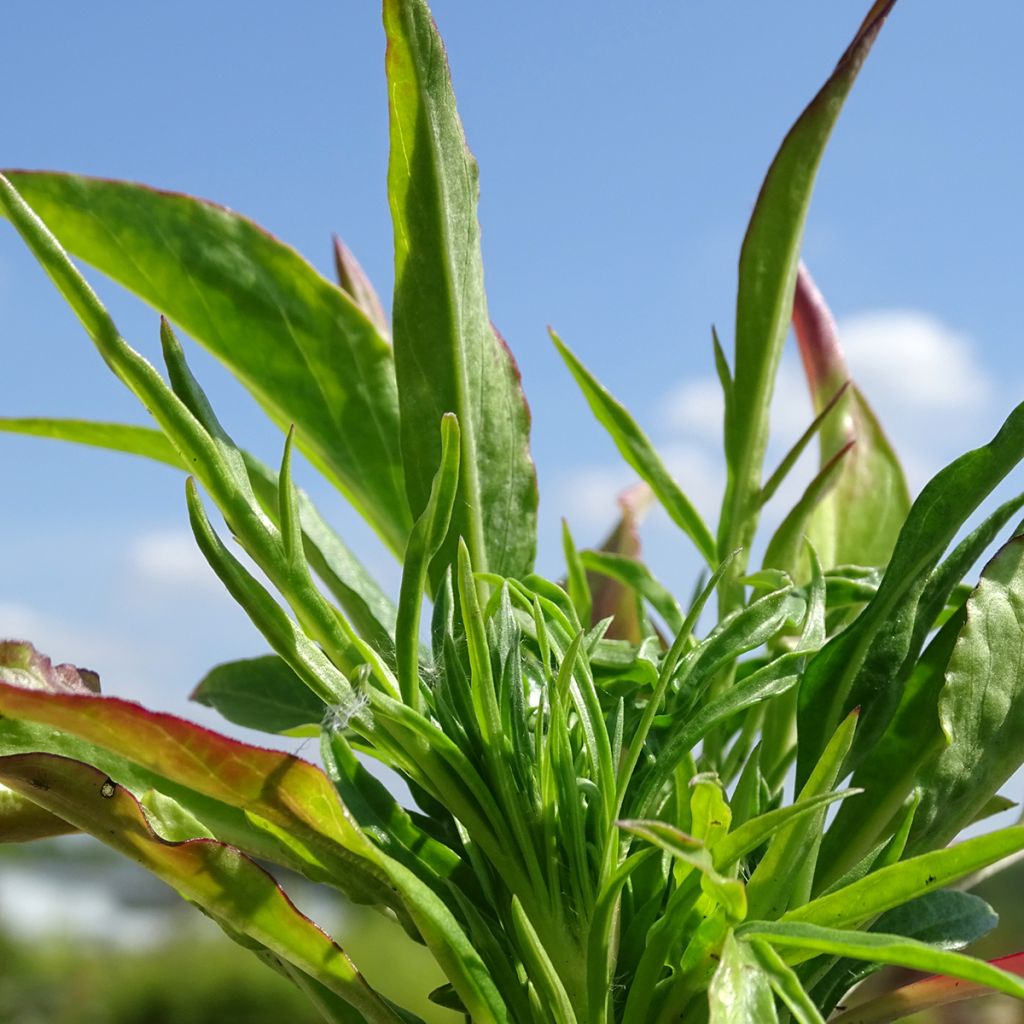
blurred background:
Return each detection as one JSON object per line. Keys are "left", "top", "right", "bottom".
{"left": 3, "top": 1, "right": 1024, "bottom": 1020}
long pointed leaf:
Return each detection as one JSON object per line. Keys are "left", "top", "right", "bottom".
{"left": 384, "top": 0, "right": 536, "bottom": 581}
{"left": 717, "top": 1, "right": 896, "bottom": 599}
{"left": 1, "top": 170, "right": 411, "bottom": 555}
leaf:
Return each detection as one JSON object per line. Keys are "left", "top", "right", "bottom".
{"left": 747, "top": 939, "right": 825, "bottom": 1024}
{"left": 717, "top": 0, "right": 896, "bottom": 595}
{"left": 746, "top": 709, "right": 859, "bottom": 920}
{"left": 873, "top": 889, "right": 998, "bottom": 951}
{"left": 190, "top": 655, "right": 326, "bottom": 735}
{"left": 0, "top": 753, "right": 407, "bottom": 1023}
{"left": 762, "top": 441, "right": 853, "bottom": 577}
{"left": 0, "top": 680, "right": 390, "bottom": 902}
{"left": 580, "top": 550, "right": 683, "bottom": 636}
{"left": 792, "top": 264, "right": 910, "bottom": 569}
{"left": 619, "top": 820, "right": 747, "bottom": 921}
{"left": 909, "top": 536, "right": 1024, "bottom": 851}
{"left": 708, "top": 932, "right": 779, "bottom": 1024}
{"left": 829, "top": 949, "right": 1024, "bottom": 1024}
{"left": 333, "top": 235, "right": 389, "bottom": 337}
{"left": 0, "top": 639, "right": 100, "bottom": 694}
{"left": 784, "top": 825, "right": 1024, "bottom": 932}
{"left": 551, "top": 330, "right": 717, "bottom": 567}
{"left": 396, "top": 414, "right": 461, "bottom": 709}
{"left": 796, "top": 398, "right": 1024, "bottom": 787}
{"left": 586, "top": 483, "right": 652, "bottom": 642}
{"left": 0, "top": 416, "right": 400, "bottom": 651}
{"left": 1, "top": 170, "right": 411, "bottom": 556}
{"left": 384, "top": 0, "right": 536, "bottom": 582}
{"left": 738, "top": 920, "right": 1024, "bottom": 1003}
{"left": 0, "top": 417, "right": 183, "bottom": 467}
{"left": 0, "top": 783, "right": 77, "bottom": 841}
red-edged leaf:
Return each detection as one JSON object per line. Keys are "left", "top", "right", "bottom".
{"left": 0, "top": 753, "right": 405, "bottom": 1023}
{"left": 0, "top": 682, "right": 384, "bottom": 887}
{"left": 830, "top": 950, "right": 1024, "bottom": 1023}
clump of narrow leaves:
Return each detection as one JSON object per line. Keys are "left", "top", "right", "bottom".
{"left": 3, "top": 1, "right": 1024, "bottom": 1022}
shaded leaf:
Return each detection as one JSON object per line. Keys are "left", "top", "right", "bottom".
{"left": 709, "top": 932, "right": 779, "bottom": 1024}
{"left": 190, "top": 655, "right": 326, "bottom": 735}
{"left": 0, "top": 783, "right": 77, "bottom": 842}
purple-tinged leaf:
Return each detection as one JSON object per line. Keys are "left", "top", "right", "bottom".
{"left": 792, "top": 264, "right": 910, "bottom": 569}
{"left": 587, "top": 484, "right": 653, "bottom": 642}
{"left": 0, "top": 753, "right": 407, "bottom": 1023}
{"left": 0, "top": 640, "right": 99, "bottom": 694}
{"left": 333, "top": 235, "right": 389, "bottom": 338}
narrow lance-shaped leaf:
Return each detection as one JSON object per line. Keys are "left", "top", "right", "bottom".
{"left": 396, "top": 413, "right": 461, "bottom": 709}
{"left": 0, "top": 416, "right": 400, "bottom": 651}
{"left": 738, "top": 920, "right": 1024, "bottom": 1005}
{"left": 384, "top": 0, "right": 537, "bottom": 582}
{"left": 792, "top": 263, "right": 910, "bottom": 569}
{"left": 552, "top": 330, "right": 717, "bottom": 567}
{"left": 0, "top": 170, "right": 411, "bottom": 555}
{"left": 717, "top": 1, "right": 896, "bottom": 602}
{"left": 0, "top": 753, "right": 408, "bottom": 1024}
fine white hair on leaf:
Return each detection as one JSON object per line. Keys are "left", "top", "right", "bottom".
{"left": 321, "top": 690, "right": 371, "bottom": 736}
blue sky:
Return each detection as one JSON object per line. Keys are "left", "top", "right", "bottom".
{"left": 2, "top": 0, "right": 1023, "bottom": 736}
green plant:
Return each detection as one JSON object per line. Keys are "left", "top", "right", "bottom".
{"left": 3, "top": 1, "right": 1024, "bottom": 1021}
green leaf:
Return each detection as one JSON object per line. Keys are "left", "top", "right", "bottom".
{"left": 738, "top": 920, "right": 1024, "bottom": 1003}
{"left": 384, "top": 0, "right": 537, "bottom": 582}
{"left": 396, "top": 414, "right": 461, "bottom": 709}
{"left": 1, "top": 170, "right": 411, "bottom": 556}
{"left": 909, "top": 536, "right": 1024, "bottom": 851}
{"left": 748, "top": 939, "right": 825, "bottom": 1024}
{"left": 190, "top": 655, "right": 326, "bottom": 735}
{"left": 873, "top": 889, "right": 998, "bottom": 951}
{"left": 562, "top": 519, "right": 593, "bottom": 629}
{"left": 619, "top": 820, "right": 746, "bottom": 922}
{"left": 509, "top": 896, "right": 577, "bottom": 1024}
{"left": 0, "top": 680, "right": 390, "bottom": 904}
{"left": 708, "top": 932, "right": 779, "bottom": 1024}
{"left": 746, "top": 709, "right": 859, "bottom": 920}
{"left": 792, "top": 264, "right": 910, "bottom": 569}
{"left": 0, "top": 417, "right": 184, "bottom": 467}
{"left": 797, "top": 398, "right": 1024, "bottom": 787}
{"left": 785, "top": 825, "right": 1024, "bottom": 932}
{"left": 0, "top": 417, "right": 400, "bottom": 652}
{"left": 0, "top": 782, "right": 77, "bottom": 841}
{"left": 580, "top": 549, "right": 683, "bottom": 636}
{"left": 717, "top": 1, "right": 896, "bottom": 596}
{"left": 762, "top": 441, "right": 853, "bottom": 577}
{"left": 0, "top": 753, "right": 408, "bottom": 1024}
{"left": 551, "top": 330, "right": 716, "bottom": 567}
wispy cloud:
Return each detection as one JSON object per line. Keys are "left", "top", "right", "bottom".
{"left": 126, "top": 529, "right": 222, "bottom": 592}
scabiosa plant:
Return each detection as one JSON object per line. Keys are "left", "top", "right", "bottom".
{"left": 3, "top": 2, "right": 1024, "bottom": 1021}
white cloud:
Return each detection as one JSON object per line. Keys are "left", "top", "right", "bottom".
{"left": 838, "top": 311, "right": 990, "bottom": 412}
{"left": 126, "top": 529, "right": 221, "bottom": 591}
{"left": 660, "top": 377, "right": 724, "bottom": 440}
